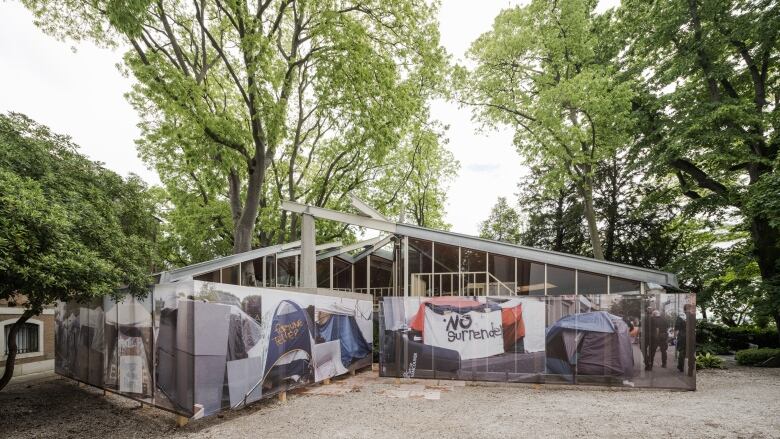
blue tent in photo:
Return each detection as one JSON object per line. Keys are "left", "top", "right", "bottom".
{"left": 262, "top": 300, "right": 314, "bottom": 393}
{"left": 317, "top": 314, "right": 372, "bottom": 367}
{"left": 546, "top": 311, "right": 634, "bottom": 381}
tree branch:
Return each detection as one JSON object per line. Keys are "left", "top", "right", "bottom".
{"left": 670, "top": 158, "right": 729, "bottom": 200}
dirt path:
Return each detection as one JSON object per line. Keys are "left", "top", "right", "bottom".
{"left": 1, "top": 365, "right": 778, "bottom": 438}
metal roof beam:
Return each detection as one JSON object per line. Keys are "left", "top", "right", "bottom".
{"left": 162, "top": 240, "right": 302, "bottom": 282}
{"left": 352, "top": 235, "right": 395, "bottom": 262}
{"left": 349, "top": 193, "right": 389, "bottom": 221}
{"left": 279, "top": 200, "right": 678, "bottom": 286}
{"left": 316, "top": 236, "right": 383, "bottom": 261}
{"left": 276, "top": 241, "right": 343, "bottom": 259}
{"left": 281, "top": 200, "right": 398, "bottom": 233}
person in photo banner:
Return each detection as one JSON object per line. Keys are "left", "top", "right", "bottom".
{"left": 646, "top": 310, "right": 669, "bottom": 370}
{"left": 675, "top": 304, "right": 694, "bottom": 373}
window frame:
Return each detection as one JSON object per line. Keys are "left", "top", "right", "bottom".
{"left": 1, "top": 317, "right": 45, "bottom": 360}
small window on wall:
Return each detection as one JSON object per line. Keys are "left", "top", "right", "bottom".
{"left": 611, "top": 277, "right": 641, "bottom": 294}
{"left": 547, "top": 265, "right": 575, "bottom": 295}
{"left": 4, "top": 323, "right": 39, "bottom": 355}
{"left": 517, "top": 259, "right": 545, "bottom": 295}
{"left": 193, "top": 270, "right": 220, "bottom": 283}
{"left": 578, "top": 271, "right": 607, "bottom": 295}
{"left": 221, "top": 265, "right": 239, "bottom": 285}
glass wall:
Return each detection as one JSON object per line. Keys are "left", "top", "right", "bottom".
{"left": 408, "top": 238, "right": 433, "bottom": 296}
{"left": 460, "top": 248, "right": 486, "bottom": 295}
{"left": 370, "top": 256, "right": 393, "bottom": 298}
{"left": 517, "top": 259, "right": 546, "bottom": 296}
{"left": 488, "top": 253, "right": 515, "bottom": 294}
{"left": 546, "top": 265, "right": 575, "bottom": 295}
{"left": 433, "top": 242, "right": 459, "bottom": 295}
{"left": 193, "top": 270, "right": 220, "bottom": 283}
{"left": 252, "top": 258, "right": 264, "bottom": 285}
{"left": 353, "top": 258, "right": 367, "bottom": 292}
{"left": 611, "top": 277, "right": 641, "bottom": 294}
{"left": 578, "top": 271, "right": 607, "bottom": 295}
{"left": 221, "top": 265, "right": 239, "bottom": 285}
{"left": 191, "top": 245, "right": 650, "bottom": 301}
{"left": 332, "top": 258, "right": 352, "bottom": 290}
{"left": 276, "top": 256, "right": 297, "bottom": 287}
{"left": 264, "top": 256, "right": 276, "bottom": 287}
{"left": 316, "top": 259, "right": 331, "bottom": 288}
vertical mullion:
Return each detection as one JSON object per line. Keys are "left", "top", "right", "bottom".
{"left": 329, "top": 257, "right": 334, "bottom": 290}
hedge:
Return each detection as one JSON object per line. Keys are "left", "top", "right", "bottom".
{"left": 735, "top": 348, "right": 780, "bottom": 367}
{"left": 696, "top": 321, "right": 779, "bottom": 354}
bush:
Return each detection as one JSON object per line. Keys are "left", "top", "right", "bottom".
{"left": 695, "top": 353, "right": 724, "bottom": 370}
{"left": 735, "top": 348, "right": 780, "bottom": 367}
{"left": 696, "top": 342, "right": 730, "bottom": 356}
{"left": 696, "top": 321, "right": 779, "bottom": 353}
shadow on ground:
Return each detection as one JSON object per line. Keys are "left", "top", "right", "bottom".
{"left": 1, "top": 365, "right": 778, "bottom": 439}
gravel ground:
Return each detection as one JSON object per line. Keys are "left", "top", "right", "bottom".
{"left": 1, "top": 362, "right": 779, "bottom": 439}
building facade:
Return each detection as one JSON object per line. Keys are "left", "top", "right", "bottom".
{"left": 1, "top": 298, "right": 56, "bottom": 377}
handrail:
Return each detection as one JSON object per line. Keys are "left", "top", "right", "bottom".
{"left": 486, "top": 272, "right": 514, "bottom": 296}
{"left": 410, "top": 271, "right": 515, "bottom": 297}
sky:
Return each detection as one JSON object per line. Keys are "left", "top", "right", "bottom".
{"left": 0, "top": 0, "right": 617, "bottom": 235}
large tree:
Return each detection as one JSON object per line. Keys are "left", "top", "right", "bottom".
{"left": 0, "top": 113, "right": 159, "bottom": 391}
{"left": 479, "top": 197, "right": 523, "bottom": 244}
{"left": 460, "top": 0, "right": 634, "bottom": 260}
{"left": 619, "top": 0, "right": 780, "bottom": 332}
{"left": 23, "top": 0, "right": 452, "bottom": 280}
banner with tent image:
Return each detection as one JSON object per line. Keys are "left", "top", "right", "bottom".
{"left": 379, "top": 296, "right": 547, "bottom": 381}
{"left": 55, "top": 280, "right": 373, "bottom": 419}
{"left": 379, "top": 293, "right": 696, "bottom": 390}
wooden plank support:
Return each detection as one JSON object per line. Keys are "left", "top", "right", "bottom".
{"left": 175, "top": 415, "right": 189, "bottom": 428}
{"left": 102, "top": 390, "right": 107, "bottom": 396}
{"left": 78, "top": 382, "right": 86, "bottom": 388}
{"left": 323, "top": 378, "right": 331, "bottom": 385}
{"left": 350, "top": 369, "right": 356, "bottom": 376}
{"left": 278, "top": 391, "right": 287, "bottom": 403}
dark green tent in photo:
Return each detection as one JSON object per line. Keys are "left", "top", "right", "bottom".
{"left": 546, "top": 311, "right": 634, "bottom": 380}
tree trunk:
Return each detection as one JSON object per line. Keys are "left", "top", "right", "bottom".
{"left": 0, "top": 309, "right": 35, "bottom": 392}
{"left": 233, "top": 221, "right": 257, "bottom": 286}
{"left": 579, "top": 182, "right": 605, "bottom": 260}
{"left": 554, "top": 190, "right": 565, "bottom": 251}
{"left": 750, "top": 215, "right": 780, "bottom": 343}
{"left": 604, "top": 160, "right": 619, "bottom": 261}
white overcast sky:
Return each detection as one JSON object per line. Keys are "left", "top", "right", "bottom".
{"left": 0, "top": 0, "right": 617, "bottom": 235}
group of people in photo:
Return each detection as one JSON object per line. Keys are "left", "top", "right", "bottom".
{"left": 639, "top": 304, "right": 695, "bottom": 373}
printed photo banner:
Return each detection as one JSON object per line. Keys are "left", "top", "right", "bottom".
{"left": 423, "top": 306, "right": 504, "bottom": 360}
{"left": 379, "top": 294, "right": 697, "bottom": 391}
{"left": 54, "top": 281, "right": 373, "bottom": 419}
